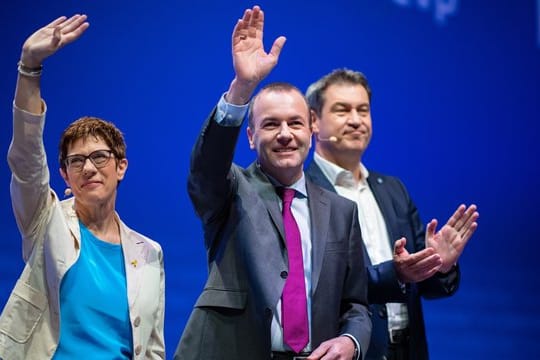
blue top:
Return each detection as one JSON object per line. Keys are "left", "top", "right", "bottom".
{"left": 53, "top": 221, "right": 133, "bottom": 359}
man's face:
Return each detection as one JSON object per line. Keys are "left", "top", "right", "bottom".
{"left": 313, "top": 83, "right": 372, "bottom": 160}
{"left": 247, "top": 89, "right": 312, "bottom": 185}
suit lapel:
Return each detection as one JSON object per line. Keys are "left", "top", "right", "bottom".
{"left": 247, "top": 162, "right": 286, "bottom": 243}
{"left": 306, "top": 179, "right": 330, "bottom": 293}
{"left": 367, "top": 174, "right": 398, "bottom": 246}
{"left": 306, "top": 161, "right": 335, "bottom": 193}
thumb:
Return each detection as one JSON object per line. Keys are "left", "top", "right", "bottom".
{"left": 394, "top": 237, "right": 406, "bottom": 255}
{"left": 269, "top": 36, "right": 286, "bottom": 59}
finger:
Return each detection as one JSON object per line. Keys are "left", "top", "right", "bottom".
{"left": 307, "top": 343, "right": 329, "bottom": 360}
{"left": 398, "top": 253, "right": 441, "bottom": 282}
{"left": 445, "top": 204, "right": 465, "bottom": 228}
{"left": 461, "top": 221, "right": 478, "bottom": 244}
{"left": 402, "top": 247, "right": 436, "bottom": 265}
{"left": 59, "top": 14, "right": 88, "bottom": 35}
{"left": 393, "top": 237, "right": 406, "bottom": 255}
{"left": 269, "top": 36, "right": 286, "bottom": 59}
{"left": 45, "top": 16, "right": 68, "bottom": 28}
{"left": 249, "top": 5, "right": 263, "bottom": 38}
{"left": 410, "top": 254, "right": 442, "bottom": 275}
{"left": 61, "top": 22, "right": 90, "bottom": 45}
{"left": 461, "top": 205, "right": 478, "bottom": 224}
{"left": 425, "top": 219, "right": 437, "bottom": 242}
{"left": 459, "top": 207, "right": 479, "bottom": 238}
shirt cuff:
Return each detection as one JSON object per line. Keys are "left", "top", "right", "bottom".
{"left": 215, "top": 93, "right": 248, "bottom": 127}
{"left": 341, "top": 334, "right": 361, "bottom": 360}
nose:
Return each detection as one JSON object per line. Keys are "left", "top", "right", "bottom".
{"left": 81, "top": 157, "right": 98, "bottom": 173}
{"left": 348, "top": 110, "right": 362, "bottom": 126}
{"left": 276, "top": 123, "right": 293, "bottom": 142}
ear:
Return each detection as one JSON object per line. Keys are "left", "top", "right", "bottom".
{"left": 246, "top": 127, "right": 255, "bottom": 150}
{"left": 59, "top": 168, "right": 71, "bottom": 187}
{"left": 310, "top": 109, "right": 320, "bottom": 134}
{"left": 116, "top": 158, "right": 128, "bottom": 181}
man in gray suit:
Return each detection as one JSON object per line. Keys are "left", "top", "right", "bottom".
{"left": 174, "top": 6, "right": 371, "bottom": 360}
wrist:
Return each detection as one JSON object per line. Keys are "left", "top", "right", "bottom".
{"left": 438, "top": 263, "right": 457, "bottom": 275}
{"left": 19, "top": 48, "right": 43, "bottom": 69}
{"left": 17, "top": 60, "right": 43, "bottom": 77}
{"left": 226, "top": 77, "right": 257, "bottom": 105}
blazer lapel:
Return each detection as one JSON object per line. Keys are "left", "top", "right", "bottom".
{"left": 119, "top": 219, "right": 148, "bottom": 308}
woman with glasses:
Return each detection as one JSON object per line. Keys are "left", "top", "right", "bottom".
{"left": 0, "top": 14, "right": 165, "bottom": 359}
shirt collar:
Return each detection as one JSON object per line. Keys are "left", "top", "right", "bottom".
{"left": 258, "top": 163, "right": 308, "bottom": 198}
{"left": 313, "top": 152, "right": 370, "bottom": 188}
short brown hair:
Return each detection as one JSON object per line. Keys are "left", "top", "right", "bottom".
{"left": 306, "top": 68, "right": 372, "bottom": 116}
{"left": 247, "top": 82, "right": 311, "bottom": 129}
{"left": 58, "top": 116, "right": 126, "bottom": 170}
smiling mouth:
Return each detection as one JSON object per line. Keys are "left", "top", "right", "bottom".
{"left": 82, "top": 181, "right": 101, "bottom": 188}
{"left": 274, "top": 148, "right": 296, "bottom": 153}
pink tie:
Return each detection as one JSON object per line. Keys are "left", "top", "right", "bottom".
{"left": 279, "top": 188, "right": 309, "bottom": 353}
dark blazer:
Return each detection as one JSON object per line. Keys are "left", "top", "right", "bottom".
{"left": 174, "top": 109, "right": 372, "bottom": 360}
{"left": 306, "top": 161, "right": 460, "bottom": 360}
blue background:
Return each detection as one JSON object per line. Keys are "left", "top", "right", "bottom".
{"left": 1, "top": 1, "right": 539, "bottom": 358}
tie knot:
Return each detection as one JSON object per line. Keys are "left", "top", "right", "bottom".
{"left": 279, "top": 187, "right": 296, "bottom": 203}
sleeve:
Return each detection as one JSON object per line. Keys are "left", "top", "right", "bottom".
{"left": 8, "top": 101, "right": 55, "bottom": 262}
{"left": 215, "top": 93, "right": 248, "bottom": 126}
{"left": 186, "top": 99, "right": 244, "bottom": 248}
{"left": 146, "top": 244, "right": 166, "bottom": 359}
{"left": 339, "top": 204, "right": 372, "bottom": 358}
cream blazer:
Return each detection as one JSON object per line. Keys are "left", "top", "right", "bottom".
{"left": 0, "top": 104, "right": 165, "bottom": 360}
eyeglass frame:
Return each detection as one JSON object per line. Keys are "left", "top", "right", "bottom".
{"left": 63, "top": 149, "right": 116, "bottom": 172}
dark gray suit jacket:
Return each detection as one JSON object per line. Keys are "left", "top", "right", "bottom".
{"left": 306, "top": 161, "right": 460, "bottom": 360}
{"left": 174, "top": 109, "right": 372, "bottom": 360}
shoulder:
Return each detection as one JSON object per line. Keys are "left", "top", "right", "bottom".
{"left": 368, "top": 170, "right": 407, "bottom": 190}
{"left": 118, "top": 219, "right": 163, "bottom": 254}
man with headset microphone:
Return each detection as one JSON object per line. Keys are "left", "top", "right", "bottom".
{"left": 305, "top": 68, "right": 479, "bottom": 360}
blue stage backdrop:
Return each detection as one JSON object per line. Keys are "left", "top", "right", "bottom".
{"left": 1, "top": 1, "right": 538, "bottom": 358}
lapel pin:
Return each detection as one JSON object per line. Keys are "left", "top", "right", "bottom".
{"left": 131, "top": 260, "right": 138, "bottom": 268}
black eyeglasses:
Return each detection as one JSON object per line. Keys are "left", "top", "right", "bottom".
{"left": 64, "top": 149, "right": 115, "bottom": 171}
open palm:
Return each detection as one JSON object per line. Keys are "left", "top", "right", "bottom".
{"left": 21, "top": 15, "right": 89, "bottom": 67}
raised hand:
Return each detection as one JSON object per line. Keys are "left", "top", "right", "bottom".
{"left": 426, "top": 204, "right": 479, "bottom": 273}
{"left": 20, "top": 14, "right": 89, "bottom": 68}
{"left": 227, "top": 6, "right": 286, "bottom": 104}
{"left": 393, "top": 237, "right": 442, "bottom": 283}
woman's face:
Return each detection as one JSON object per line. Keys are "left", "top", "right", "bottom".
{"left": 60, "top": 136, "right": 127, "bottom": 208}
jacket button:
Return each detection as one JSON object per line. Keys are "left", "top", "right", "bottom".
{"left": 378, "top": 307, "right": 387, "bottom": 318}
{"left": 134, "top": 316, "right": 141, "bottom": 327}
{"left": 135, "top": 345, "right": 142, "bottom": 355}
{"left": 280, "top": 271, "right": 288, "bottom": 279}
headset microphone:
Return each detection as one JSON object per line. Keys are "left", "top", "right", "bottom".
{"left": 316, "top": 135, "right": 339, "bottom": 143}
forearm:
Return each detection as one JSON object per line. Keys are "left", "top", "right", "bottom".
{"left": 9, "top": 103, "right": 52, "bottom": 260}
{"left": 15, "top": 49, "right": 44, "bottom": 114}
{"left": 367, "top": 260, "right": 407, "bottom": 303}
{"left": 187, "top": 107, "right": 241, "bottom": 224}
